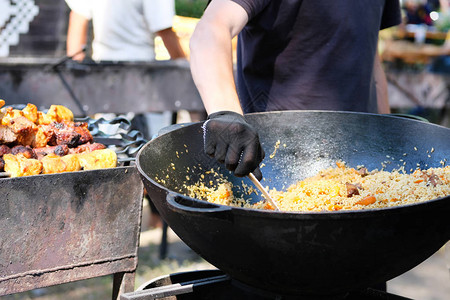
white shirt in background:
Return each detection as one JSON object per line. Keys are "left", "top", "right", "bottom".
{"left": 65, "top": 0, "right": 175, "bottom": 61}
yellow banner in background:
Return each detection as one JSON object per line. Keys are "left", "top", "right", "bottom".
{"left": 155, "top": 16, "right": 198, "bottom": 61}
{"left": 155, "top": 16, "right": 237, "bottom": 62}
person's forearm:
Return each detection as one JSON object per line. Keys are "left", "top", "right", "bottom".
{"left": 157, "top": 28, "right": 186, "bottom": 60}
{"left": 189, "top": 0, "right": 247, "bottom": 115}
{"left": 374, "top": 50, "right": 391, "bottom": 114}
{"left": 66, "top": 11, "right": 89, "bottom": 61}
{"left": 190, "top": 21, "right": 242, "bottom": 114}
{"left": 191, "top": 1, "right": 263, "bottom": 177}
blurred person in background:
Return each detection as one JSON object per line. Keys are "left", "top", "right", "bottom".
{"left": 440, "top": 0, "right": 450, "bottom": 13}
{"left": 403, "top": 0, "right": 433, "bottom": 25}
{"left": 65, "top": 0, "right": 187, "bottom": 228}
{"left": 66, "top": 0, "right": 185, "bottom": 62}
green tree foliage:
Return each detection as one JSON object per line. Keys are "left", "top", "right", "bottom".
{"left": 175, "top": 0, "right": 208, "bottom": 18}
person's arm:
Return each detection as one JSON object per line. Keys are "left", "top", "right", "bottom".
{"left": 157, "top": 28, "right": 186, "bottom": 60}
{"left": 190, "top": 0, "right": 264, "bottom": 179}
{"left": 189, "top": 0, "right": 248, "bottom": 115}
{"left": 66, "top": 11, "right": 89, "bottom": 61}
{"left": 374, "top": 48, "right": 391, "bottom": 114}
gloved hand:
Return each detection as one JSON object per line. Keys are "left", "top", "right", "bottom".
{"left": 202, "top": 111, "right": 265, "bottom": 179}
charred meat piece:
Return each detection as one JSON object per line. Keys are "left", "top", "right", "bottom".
{"left": 422, "top": 173, "right": 443, "bottom": 187}
{"left": 49, "top": 121, "right": 93, "bottom": 147}
{"left": 32, "top": 124, "right": 55, "bottom": 148}
{"left": 69, "top": 142, "right": 106, "bottom": 154}
{"left": 33, "top": 145, "right": 69, "bottom": 160}
{"left": 0, "top": 125, "right": 17, "bottom": 144}
{"left": 0, "top": 157, "right": 4, "bottom": 172}
{"left": 54, "top": 145, "right": 70, "bottom": 156}
{"left": 357, "top": 167, "right": 369, "bottom": 177}
{"left": 428, "top": 174, "right": 442, "bottom": 187}
{"left": 73, "top": 122, "right": 93, "bottom": 144}
{"left": 7, "top": 116, "right": 38, "bottom": 146}
{"left": 11, "top": 145, "right": 37, "bottom": 159}
{"left": 346, "top": 182, "right": 360, "bottom": 197}
{"left": 0, "top": 144, "right": 11, "bottom": 156}
{"left": 51, "top": 122, "right": 80, "bottom": 147}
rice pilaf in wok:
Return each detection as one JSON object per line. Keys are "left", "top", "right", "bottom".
{"left": 186, "top": 161, "right": 450, "bottom": 212}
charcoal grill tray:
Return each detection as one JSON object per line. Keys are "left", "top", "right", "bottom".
{"left": 0, "top": 115, "right": 146, "bottom": 297}
{"left": 0, "top": 166, "right": 144, "bottom": 297}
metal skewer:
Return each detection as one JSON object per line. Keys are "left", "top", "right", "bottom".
{"left": 0, "top": 172, "right": 11, "bottom": 178}
{"left": 248, "top": 172, "right": 280, "bottom": 211}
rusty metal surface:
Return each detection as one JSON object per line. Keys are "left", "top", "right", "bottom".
{"left": 0, "top": 166, "right": 143, "bottom": 296}
{"left": 0, "top": 58, "right": 203, "bottom": 116}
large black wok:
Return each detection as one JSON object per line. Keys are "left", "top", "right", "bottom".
{"left": 136, "top": 111, "right": 450, "bottom": 296}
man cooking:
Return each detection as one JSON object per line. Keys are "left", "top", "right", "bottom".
{"left": 189, "top": 0, "right": 401, "bottom": 180}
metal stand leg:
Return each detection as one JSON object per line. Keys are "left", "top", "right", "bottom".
{"left": 112, "top": 271, "right": 136, "bottom": 300}
{"left": 159, "top": 221, "right": 169, "bottom": 259}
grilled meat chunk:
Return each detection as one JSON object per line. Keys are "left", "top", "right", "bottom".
{"left": 0, "top": 157, "right": 4, "bottom": 171}
{"left": 32, "top": 124, "right": 55, "bottom": 148}
{"left": 346, "top": 182, "right": 360, "bottom": 197}
{"left": 0, "top": 144, "right": 11, "bottom": 156}
{"left": 69, "top": 142, "right": 106, "bottom": 154}
{"left": 33, "top": 145, "right": 69, "bottom": 160}
{"left": 7, "top": 116, "right": 38, "bottom": 146}
{"left": 0, "top": 125, "right": 17, "bottom": 144}
{"left": 51, "top": 122, "right": 80, "bottom": 147}
{"left": 11, "top": 145, "right": 36, "bottom": 159}
{"left": 73, "top": 122, "right": 93, "bottom": 144}
{"left": 50, "top": 121, "right": 93, "bottom": 147}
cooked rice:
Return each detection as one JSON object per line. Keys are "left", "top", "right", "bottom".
{"left": 186, "top": 162, "right": 450, "bottom": 212}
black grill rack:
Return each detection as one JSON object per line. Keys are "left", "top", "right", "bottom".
{"left": 75, "top": 115, "right": 148, "bottom": 165}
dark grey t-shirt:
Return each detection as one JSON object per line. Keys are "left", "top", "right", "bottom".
{"left": 231, "top": 0, "right": 401, "bottom": 113}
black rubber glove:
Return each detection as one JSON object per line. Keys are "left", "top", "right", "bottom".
{"left": 202, "top": 111, "right": 265, "bottom": 179}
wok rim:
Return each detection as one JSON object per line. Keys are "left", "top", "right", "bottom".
{"left": 246, "top": 109, "right": 446, "bottom": 128}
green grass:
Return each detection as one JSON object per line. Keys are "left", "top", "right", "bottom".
{"left": 175, "top": 0, "right": 208, "bottom": 18}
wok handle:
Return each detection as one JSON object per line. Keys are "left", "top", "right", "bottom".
{"left": 166, "top": 193, "right": 232, "bottom": 216}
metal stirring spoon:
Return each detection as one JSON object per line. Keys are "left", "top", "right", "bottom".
{"left": 248, "top": 172, "right": 280, "bottom": 211}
